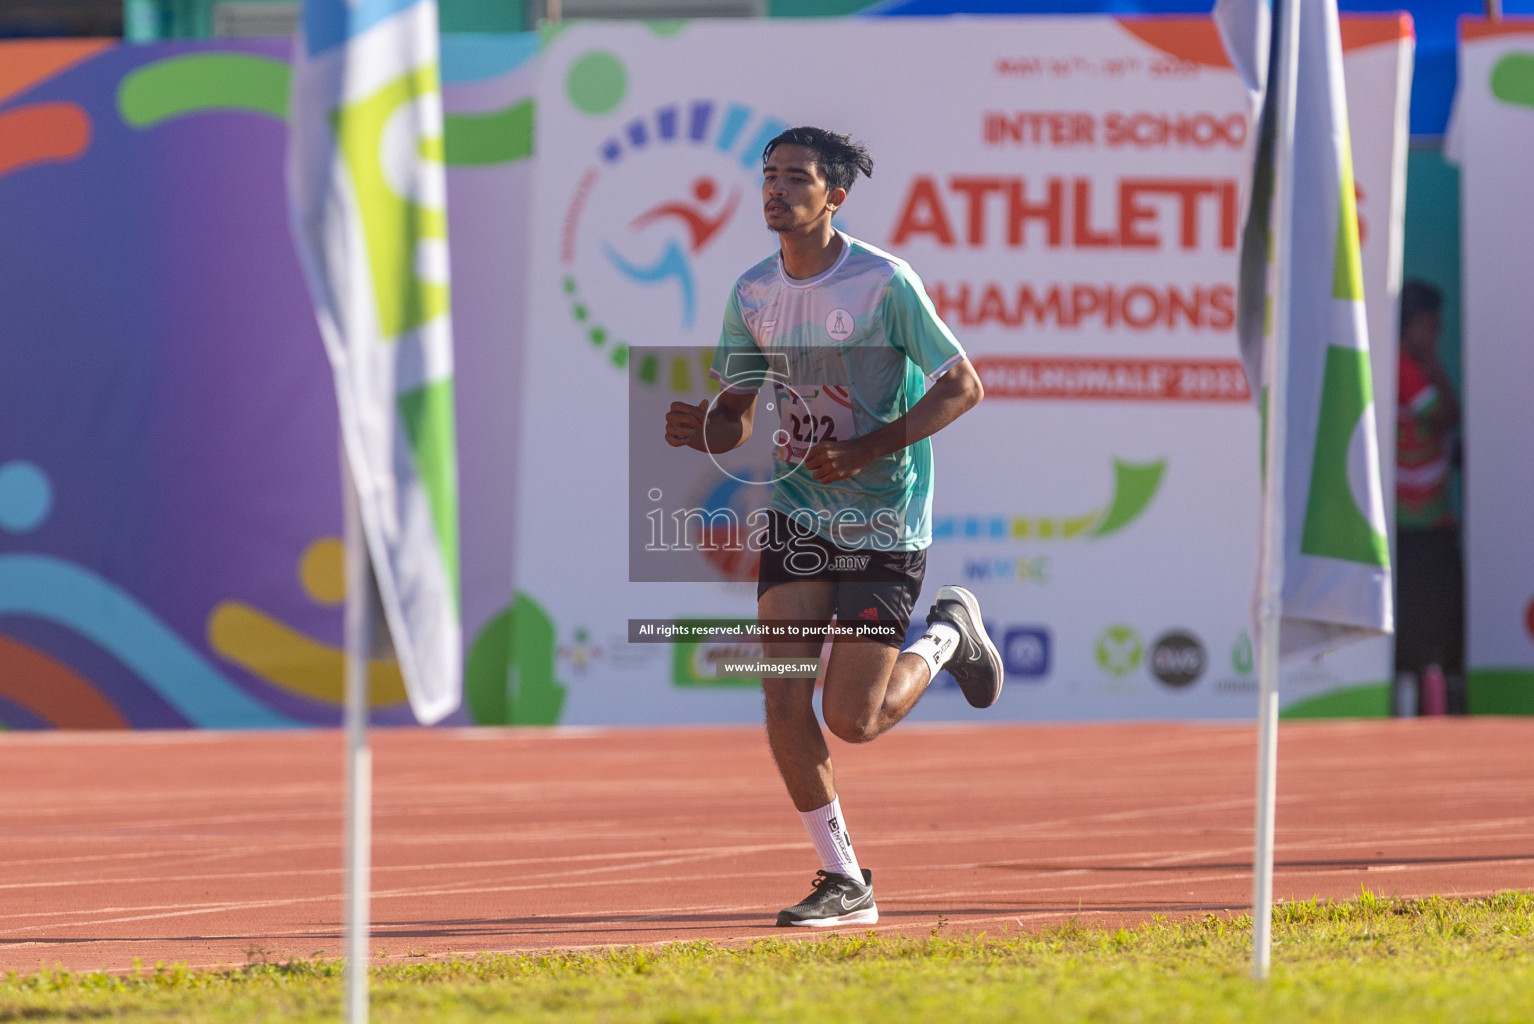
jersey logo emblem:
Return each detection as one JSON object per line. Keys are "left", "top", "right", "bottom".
{"left": 825, "top": 308, "right": 854, "bottom": 341}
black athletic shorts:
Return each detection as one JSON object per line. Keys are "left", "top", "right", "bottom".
{"left": 756, "top": 510, "right": 927, "bottom": 648}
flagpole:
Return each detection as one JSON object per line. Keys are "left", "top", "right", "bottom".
{"left": 342, "top": 452, "right": 373, "bottom": 1024}
{"left": 1253, "top": 0, "right": 1303, "bottom": 983}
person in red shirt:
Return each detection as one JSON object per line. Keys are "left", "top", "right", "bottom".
{"left": 1394, "top": 279, "right": 1464, "bottom": 711}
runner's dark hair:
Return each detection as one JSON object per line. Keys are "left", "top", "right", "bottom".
{"left": 762, "top": 127, "right": 873, "bottom": 194}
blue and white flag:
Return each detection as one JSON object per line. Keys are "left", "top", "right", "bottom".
{"left": 1216, "top": 0, "right": 1394, "bottom": 659}
{"left": 288, "top": 0, "right": 462, "bottom": 722}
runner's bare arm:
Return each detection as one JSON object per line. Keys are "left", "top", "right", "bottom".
{"left": 803, "top": 358, "right": 983, "bottom": 484}
{"left": 664, "top": 389, "right": 758, "bottom": 453}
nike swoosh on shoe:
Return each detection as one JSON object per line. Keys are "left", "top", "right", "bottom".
{"left": 932, "top": 585, "right": 1002, "bottom": 708}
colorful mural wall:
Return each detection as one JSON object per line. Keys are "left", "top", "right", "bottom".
{"left": 0, "top": 35, "right": 551, "bottom": 728}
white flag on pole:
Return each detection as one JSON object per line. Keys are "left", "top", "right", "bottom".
{"left": 288, "top": 0, "right": 462, "bottom": 723}
{"left": 1217, "top": 0, "right": 1395, "bottom": 660}
{"left": 1214, "top": 0, "right": 1271, "bottom": 120}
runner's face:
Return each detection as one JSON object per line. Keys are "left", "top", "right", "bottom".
{"left": 762, "top": 144, "right": 844, "bottom": 234}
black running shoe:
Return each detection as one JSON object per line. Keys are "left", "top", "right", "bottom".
{"left": 926, "top": 585, "right": 1003, "bottom": 708}
{"left": 775, "top": 869, "right": 877, "bottom": 928}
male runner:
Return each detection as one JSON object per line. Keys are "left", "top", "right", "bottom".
{"left": 663, "top": 127, "right": 1001, "bottom": 928}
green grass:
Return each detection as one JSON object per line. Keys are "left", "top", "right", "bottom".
{"left": 4, "top": 891, "right": 1532, "bottom": 1023}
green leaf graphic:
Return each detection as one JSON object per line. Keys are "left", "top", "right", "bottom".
{"left": 465, "top": 595, "right": 567, "bottom": 726}
{"left": 1300, "top": 346, "right": 1388, "bottom": 567}
{"left": 118, "top": 54, "right": 290, "bottom": 126}
{"left": 397, "top": 380, "right": 460, "bottom": 605}
{"left": 1088, "top": 459, "right": 1166, "bottom": 538}
{"left": 444, "top": 99, "right": 533, "bottom": 165}
{"left": 1490, "top": 53, "right": 1534, "bottom": 110}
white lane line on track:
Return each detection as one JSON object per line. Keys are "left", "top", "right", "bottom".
{"left": 7, "top": 805, "right": 1529, "bottom": 899}
{"left": 0, "top": 868, "right": 918, "bottom": 934}
{"left": 19, "top": 884, "right": 1522, "bottom": 967}
{"left": 897, "top": 853, "right": 1534, "bottom": 904}
{"left": 895, "top": 870, "right": 1253, "bottom": 902}
{"left": 6, "top": 814, "right": 1529, "bottom": 929}
{"left": 959, "top": 819, "right": 1534, "bottom": 872}
{"left": 0, "top": 841, "right": 815, "bottom": 893}
{"left": 1, "top": 899, "right": 780, "bottom": 954}
{"left": 0, "top": 820, "right": 717, "bottom": 866}
{"left": 0, "top": 820, "right": 724, "bottom": 850}
{"left": 0, "top": 896, "right": 1226, "bottom": 958}
{"left": 0, "top": 807, "right": 341, "bottom": 829}
{"left": 1118, "top": 829, "right": 1534, "bottom": 870}
{"left": 28, "top": 844, "right": 1528, "bottom": 938}
{"left": 6, "top": 790, "right": 1524, "bottom": 845}
{"left": 43, "top": 900, "right": 1260, "bottom": 967}
{"left": 0, "top": 841, "right": 342, "bottom": 873}
{"left": 6, "top": 812, "right": 1530, "bottom": 897}
{"left": 0, "top": 857, "right": 836, "bottom": 932}
{"left": 6, "top": 861, "right": 1525, "bottom": 954}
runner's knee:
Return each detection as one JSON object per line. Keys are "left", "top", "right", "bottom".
{"left": 822, "top": 704, "right": 878, "bottom": 744}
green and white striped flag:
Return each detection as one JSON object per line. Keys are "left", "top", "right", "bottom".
{"left": 1218, "top": 0, "right": 1394, "bottom": 659}
{"left": 287, "top": 0, "right": 461, "bottom": 723}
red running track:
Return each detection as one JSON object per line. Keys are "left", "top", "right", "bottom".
{"left": 1, "top": 719, "right": 1530, "bottom": 972}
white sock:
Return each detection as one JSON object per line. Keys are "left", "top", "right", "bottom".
{"left": 798, "top": 796, "right": 862, "bottom": 881}
{"left": 903, "top": 621, "right": 961, "bottom": 682}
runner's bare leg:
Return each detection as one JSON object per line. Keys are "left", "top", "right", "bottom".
{"left": 761, "top": 581, "right": 937, "bottom": 809}
{"left": 821, "top": 643, "right": 932, "bottom": 743}
{"left": 759, "top": 580, "right": 837, "bottom": 812}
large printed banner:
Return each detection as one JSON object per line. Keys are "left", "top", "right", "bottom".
{"left": 521, "top": 16, "right": 1412, "bottom": 724}
{"left": 0, "top": 20, "right": 1409, "bottom": 729}
{"left": 0, "top": 36, "right": 537, "bottom": 728}
{"left": 1456, "top": 18, "right": 1534, "bottom": 713}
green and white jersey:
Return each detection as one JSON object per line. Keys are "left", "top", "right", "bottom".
{"left": 709, "top": 232, "right": 965, "bottom": 551}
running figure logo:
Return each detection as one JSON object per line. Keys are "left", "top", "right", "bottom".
{"left": 602, "top": 176, "right": 741, "bottom": 329}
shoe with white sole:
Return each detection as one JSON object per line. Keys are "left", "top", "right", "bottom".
{"left": 927, "top": 585, "right": 1003, "bottom": 708}
{"left": 775, "top": 869, "right": 878, "bottom": 927}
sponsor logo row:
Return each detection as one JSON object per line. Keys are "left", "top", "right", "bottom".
{"left": 1093, "top": 624, "right": 1254, "bottom": 688}
{"left": 948, "top": 622, "right": 1255, "bottom": 690}
{"left": 660, "top": 618, "right": 1254, "bottom": 690}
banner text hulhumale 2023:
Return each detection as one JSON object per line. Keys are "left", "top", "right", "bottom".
{"left": 1, "top": 19, "right": 1409, "bottom": 729}
{"left": 0, "top": 36, "right": 539, "bottom": 728}
{"left": 522, "top": 16, "right": 1412, "bottom": 725}
{"left": 1457, "top": 18, "right": 1534, "bottom": 713}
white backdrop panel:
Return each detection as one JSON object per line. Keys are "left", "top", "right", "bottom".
{"left": 515, "top": 16, "right": 1409, "bottom": 723}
